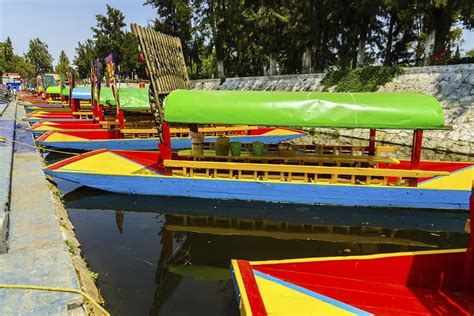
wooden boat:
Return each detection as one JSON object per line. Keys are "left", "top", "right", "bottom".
{"left": 34, "top": 87, "right": 305, "bottom": 150}
{"left": 44, "top": 90, "right": 473, "bottom": 210}
{"left": 230, "top": 184, "right": 474, "bottom": 315}
{"left": 36, "top": 126, "right": 305, "bottom": 151}
{"left": 24, "top": 87, "right": 94, "bottom": 123}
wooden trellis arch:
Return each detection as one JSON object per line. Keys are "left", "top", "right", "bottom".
{"left": 130, "top": 23, "right": 189, "bottom": 143}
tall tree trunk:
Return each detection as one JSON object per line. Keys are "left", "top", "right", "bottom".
{"left": 432, "top": 5, "right": 452, "bottom": 59}
{"left": 302, "top": 46, "right": 312, "bottom": 74}
{"left": 384, "top": 13, "right": 395, "bottom": 66}
{"left": 423, "top": 30, "right": 436, "bottom": 65}
{"left": 356, "top": 21, "right": 368, "bottom": 67}
{"left": 217, "top": 60, "right": 225, "bottom": 78}
{"left": 268, "top": 55, "right": 277, "bottom": 75}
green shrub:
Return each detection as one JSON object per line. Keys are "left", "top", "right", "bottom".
{"left": 322, "top": 66, "right": 404, "bottom": 92}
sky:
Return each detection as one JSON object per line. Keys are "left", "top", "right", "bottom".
{"left": 1, "top": 0, "right": 473, "bottom": 65}
{"left": 0, "top": 0, "right": 157, "bottom": 63}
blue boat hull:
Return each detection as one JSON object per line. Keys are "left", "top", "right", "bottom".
{"left": 37, "top": 134, "right": 304, "bottom": 151}
{"left": 44, "top": 170, "right": 470, "bottom": 210}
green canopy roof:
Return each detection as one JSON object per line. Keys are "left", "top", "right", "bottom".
{"left": 99, "top": 87, "right": 113, "bottom": 104}
{"left": 61, "top": 87, "right": 69, "bottom": 96}
{"left": 46, "top": 86, "right": 61, "bottom": 94}
{"left": 102, "top": 88, "right": 149, "bottom": 111}
{"left": 164, "top": 90, "right": 445, "bottom": 130}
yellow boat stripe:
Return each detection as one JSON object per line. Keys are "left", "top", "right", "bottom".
{"left": 254, "top": 272, "right": 363, "bottom": 315}
{"left": 58, "top": 151, "right": 157, "bottom": 176}
{"left": 261, "top": 128, "right": 302, "bottom": 136}
{"left": 418, "top": 165, "right": 474, "bottom": 190}
{"left": 43, "top": 132, "right": 88, "bottom": 142}
{"left": 230, "top": 260, "right": 253, "bottom": 316}
{"left": 250, "top": 248, "right": 467, "bottom": 266}
{"left": 34, "top": 126, "right": 60, "bottom": 131}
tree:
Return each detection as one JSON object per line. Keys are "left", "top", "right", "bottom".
{"left": 91, "top": 5, "right": 126, "bottom": 72}
{"left": 120, "top": 32, "right": 145, "bottom": 79}
{"left": 3, "top": 37, "right": 13, "bottom": 63}
{"left": 467, "top": 48, "right": 474, "bottom": 58}
{"left": 55, "top": 50, "right": 71, "bottom": 77}
{"left": 11, "top": 55, "right": 35, "bottom": 78}
{"left": 0, "top": 37, "right": 35, "bottom": 78}
{"left": 25, "top": 38, "right": 53, "bottom": 75}
{"left": 146, "top": 0, "right": 195, "bottom": 72}
{"left": 73, "top": 39, "right": 95, "bottom": 78}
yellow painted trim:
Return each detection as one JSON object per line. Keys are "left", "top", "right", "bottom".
{"left": 249, "top": 248, "right": 467, "bottom": 266}
{"left": 43, "top": 132, "right": 88, "bottom": 142}
{"left": 419, "top": 166, "right": 474, "bottom": 190}
{"left": 33, "top": 126, "right": 60, "bottom": 131}
{"left": 231, "top": 260, "right": 253, "bottom": 316}
{"left": 58, "top": 152, "right": 158, "bottom": 176}
{"left": 164, "top": 160, "right": 448, "bottom": 178}
{"left": 254, "top": 275, "right": 356, "bottom": 315}
{"left": 260, "top": 128, "right": 301, "bottom": 136}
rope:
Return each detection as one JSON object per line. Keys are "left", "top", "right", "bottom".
{"left": 0, "top": 283, "right": 109, "bottom": 315}
{"left": 0, "top": 136, "right": 80, "bottom": 156}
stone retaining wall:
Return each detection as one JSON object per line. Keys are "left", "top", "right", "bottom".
{"left": 191, "top": 64, "right": 473, "bottom": 155}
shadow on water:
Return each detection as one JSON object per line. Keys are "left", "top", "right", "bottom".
{"left": 61, "top": 187, "right": 470, "bottom": 316}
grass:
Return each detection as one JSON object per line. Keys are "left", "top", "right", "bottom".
{"left": 65, "top": 240, "right": 77, "bottom": 254}
{"left": 322, "top": 66, "right": 404, "bottom": 92}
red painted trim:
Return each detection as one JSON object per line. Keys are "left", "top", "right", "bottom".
{"left": 409, "top": 129, "right": 423, "bottom": 187}
{"left": 46, "top": 149, "right": 109, "bottom": 171}
{"left": 237, "top": 260, "right": 267, "bottom": 316}
{"left": 466, "top": 183, "right": 474, "bottom": 293}
{"left": 117, "top": 109, "right": 125, "bottom": 129}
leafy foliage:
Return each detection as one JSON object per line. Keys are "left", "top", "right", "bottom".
{"left": 25, "top": 38, "right": 53, "bottom": 75}
{"left": 322, "top": 66, "right": 404, "bottom": 92}
{"left": 145, "top": 0, "right": 472, "bottom": 78}
{"left": 72, "top": 5, "right": 144, "bottom": 79}
{"left": 74, "top": 39, "right": 95, "bottom": 78}
{"left": 0, "top": 37, "right": 36, "bottom": 78}
{"left": 55, "top": 50, "right": 71, "bottom": 77}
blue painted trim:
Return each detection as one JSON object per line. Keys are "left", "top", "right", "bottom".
{"left": 37, "top": 134, "right": 304, "bottom": 151}
{"left": 253, "top": 270, "right": 373, "bottom": 315}
{"left": 43, "top": 170, "right": 470, "bottom": 210}
{"left": 230, "top": 264, "right": 244, "bottom": 311}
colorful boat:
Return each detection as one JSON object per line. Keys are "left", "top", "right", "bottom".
{"left": 35, "top": 87, "right": 305, "bottom": 150}
{"left": 44, "top": 90, "right": 473, "bottom": 210}
{"left": 230, "top": 186, "right": 474, "bottom": 315}
{"left": 36, "top": 127, "right": 305, "bottom": 151}
{"left": 23, "top": 87, "right": 93, "bottom": 123}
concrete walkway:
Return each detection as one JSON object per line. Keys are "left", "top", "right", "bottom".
{"left": 0, "top": 102, "right": 84, "bottom": 315}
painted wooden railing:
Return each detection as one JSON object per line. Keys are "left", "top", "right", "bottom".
{"left": 121, "top": 125, "right": 257, "bottom": 139}
{"left": 164, "top": 159, "right": 448, "bottom": 186}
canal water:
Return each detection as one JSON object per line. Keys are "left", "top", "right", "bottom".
{"left": 46, "top": 153, "right": 470, "bottom": 316}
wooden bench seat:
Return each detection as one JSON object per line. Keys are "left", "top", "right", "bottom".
{"left": 177, "top": 149, "right": 400, "bottom": 166}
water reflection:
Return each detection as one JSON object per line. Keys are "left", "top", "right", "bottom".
{"left": 63, "top": 188, "right": 469, "bottom": 315}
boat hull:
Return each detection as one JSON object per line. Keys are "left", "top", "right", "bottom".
{"left": 230, "top": 249, "right": 474, "bottom": 315}
{"left": 44, "top": 169, "right": 470, "bottom": 210}
{"left": 37, "top": 134, "right": 304, "bottom": 151}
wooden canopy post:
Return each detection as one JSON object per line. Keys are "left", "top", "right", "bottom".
{"left": 368, "top": 128, "right": 376, "bottom": 156}
{"left": 69, "top": 70, "right": 80, "bottom": 112}
{"left": 409, "top": 129, "right": 423, "bottom": 187}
